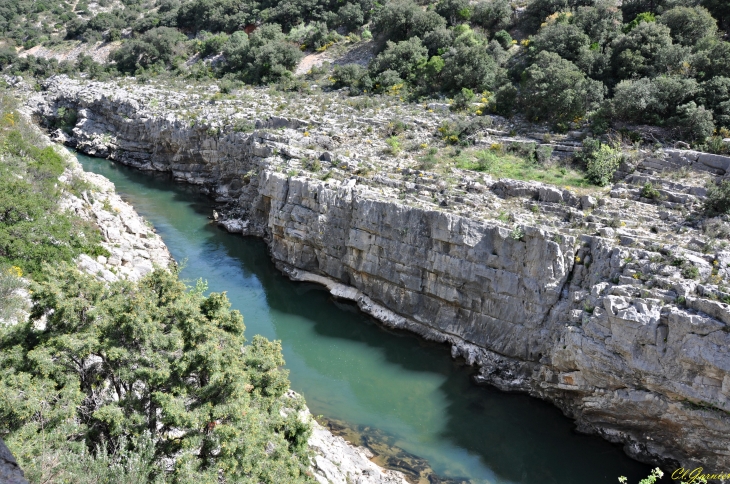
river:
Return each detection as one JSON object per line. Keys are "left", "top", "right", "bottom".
{"left": 76, "top": 151, "right": 656, "bottom": 484}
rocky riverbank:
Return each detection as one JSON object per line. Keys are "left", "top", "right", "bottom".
{"left": 25, "top": 75, "right": 730, "bottom": 471}
{"left": 1, "top": 109, "right": 408, "bottom": 484}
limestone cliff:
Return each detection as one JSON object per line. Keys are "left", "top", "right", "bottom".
{"left": 28, "top": 75, "right": 730, "bottom": 471}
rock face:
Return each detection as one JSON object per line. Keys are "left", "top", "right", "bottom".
{"left": 59, "top": 154, "right": 174, "bottom": 282}
{"left": 0, "top": 438, "right": 28, "bottom": 484}
{"left": 30, "top": 75, "right": 730, "bottom": 471}
{"left": 309, "top": 420, "right": 408, "bottom": 484}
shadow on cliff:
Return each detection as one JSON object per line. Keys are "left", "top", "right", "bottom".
{"left": 79, "top": 155, "right": 663, "bottom": 484}
{"left": 195, "top": 218, "right": 659, "bottom": 484}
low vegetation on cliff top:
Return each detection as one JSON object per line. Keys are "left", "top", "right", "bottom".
{"left": 0, "top": 96, "right": 313, "bottom": 483}
{"left": 1, "top": 0, "right": 729, "bottom": 145}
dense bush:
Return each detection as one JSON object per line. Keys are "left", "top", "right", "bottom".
{"left": 224, "top": 24, "right": 302, "bottom": 83}
{"left": 112, "top": 27, "right": 187, "bottom": 73}
{"left": 579, "top": 137, "right": 622, "bottom": 186}
{"left": 520, "top": 51, "right": 604, "bottom": 124}
{"left": 372, "top": 0, "right": 446, "bottom": 43}
{"left": 472, "top": 0, "right": 512, "bottom": 31}
{"left": 704, "top": 180, "right": 730, "bottom": 216}
{"left": 3, "top": 0, "right": 730, "bottom": 143}
{"left": 0, "top": 265, "right": 313, "bottom": 483}
{"left": 0, "top": 96, "right": 312, "bottom": 483}
{"left": 369, "top": 37, "right": 427, "bottom": 83}
{"left": 441, "top": 43, "right": 498, "bottom": 92}
{"left": 0, "top": 111, "right": 105, "bottom": 274}
{"left": 658, "top": 6, "right": 718, "bottom": 46}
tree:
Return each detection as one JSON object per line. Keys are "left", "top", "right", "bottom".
{"left": 658, "top": 6, "right": 718, "bottom": 46}
{"left": 0, "top": 46, "right": 17, "bottom": 69}
{"left": 493, "top": 29, "right": 512, "bottom": 49}
{"left": 369, "top": 37, "right": 428, "bottom": 82}
{"left": 472, "top": 0, "right": 512, "bottom": 32}
{"left": 521, "top": 0, "right": 596, "bottom": 34}
{"left": 371, "top": 0, "right": 447, "bottom": 43}
{"left": 435, "top": 0, "right": 471, "bottom": 26}
{"left": 611, "top": 75, "right": 700, "bottom": 125}
{"left": 579, "top": 137, "right": 622, "bottom": 186}
{"left": 700, "top": 77, "right": 730, "bottom": 128}
{"left": 222, "top": 25, "right": 302, "bottom": 83}
{"left": 520, "top": 50, "right": 605, "bottom": 124}
{"left": 701, "top": 0, "right": 730, "bottom": 34}
{"left": 337, "top": 3, "right": 364, "bottom": 32}
{"left": 531, "top": 21, "right": 591, "bottom": 64}
{"left": 0, "top": 266, "right": 313, "bottom": 483}
{"left": 693, "top": 39, "right": 730, "bottom": 80}
{"left": 222, "top": 30, "right": 250, "bottom": 70}
{"left": 673, "top": 101, "right": 715, "bottom": 140}
{"left": 422, "top": 27, "right": 454, "bottom": 56}
{"left": 441, "top": 43, "right": 498, "bottom": 92}
{"left": 611, "top": 21, "right": 674, "bottom": 80}
{"left": 704, "top": 180, "right": 730, "bottom": 216}
{"left": 112, "top": 27, "right": 187, "bottom": 73}
{"left": 571, "top": 1, "right": 623, "bottom": 47}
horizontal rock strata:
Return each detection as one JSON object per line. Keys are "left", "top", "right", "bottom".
{"left": 28, "top": 75, "right": 730, "bottom": 471}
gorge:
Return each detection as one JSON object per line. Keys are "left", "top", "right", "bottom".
{"left": 23, "top": 74, "right": 730, "bottom": 477}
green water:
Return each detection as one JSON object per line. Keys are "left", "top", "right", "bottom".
{"left": 76, "top": 151, "right": 656, "bottom": 483}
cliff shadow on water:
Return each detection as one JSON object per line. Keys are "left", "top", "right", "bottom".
{"left": 74, "top": 152, "right": 660, "bottom": 484}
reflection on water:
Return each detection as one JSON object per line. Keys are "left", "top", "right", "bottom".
{"left": 76, "top": 151, "right": 657, "bottom": 483}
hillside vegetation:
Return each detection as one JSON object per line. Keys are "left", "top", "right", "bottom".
{"left": 0, "top": 96, "right": 313, "bottom": 483}
{"left": 1, "top": 0, "right": 729, "bottom": 145}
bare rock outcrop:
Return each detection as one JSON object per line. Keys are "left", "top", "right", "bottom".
{"left": 28, "top": 75, "right": 730, "bottom": 471}
{"left": 0, "top": 438, "right": 28, "bottom": 484}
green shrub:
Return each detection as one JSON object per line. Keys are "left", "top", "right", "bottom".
{"left": 450, "top": 87, "right": 476, "bottom": 111}
{"left": 222, "top": 25, "right": 302, "bottom": 84}
{"left": 0, "top": 265, "right": 27, "bottom": 322}
{"left": 0, "top": 102, "right": 106, "bottom": 275}
{"left": 640, "top": 182, "right": 661, "bottom": 199}
{"left": 1, "top": 266, "right": 313, "bottom": 483}
{"left": 493, "top": 29, "right": 512, "bottom": 49}
{"left": 531, "top": 21, "right": 590, "bottom": 65}
{"left": 536, "top": 144, "right": 553, "bottom": 163}
{"left": 372, "top": 0, "right": 446, "bottom": 43}
{"left": 704, "top": 180, "right": 730, "bottom": 216}
{"left": 623, "top": 12, "right": 655, "bottom": 33}
{"left": 369, "top": 37, "right": 428, "bottom": 83}
{"left": 440, "top": 43, "right": 497, "bottom": 93}
{"left": 386, "top": 136, "right": 401, "bottom": 155}
{"left": 436, "top": 0, "right": 471, "bottom": 26}
{"left": 658, "top": 6, "right": 718, "bottom": 46}
{"left": 472, "top": 0, "right": 511, "bottom": 31}
{"left": 682, "top": 265, "right": 700, "bottom": 279}
{"left": 54, "top": 106, "right": 78, "bottom": 133}
{"left": 673, "top": 102, "right": 715, "bottom": 141}
{"left": 520, "top": 51, "right": 605, "bottom": 124}
{"left": 337, "top": 3, "right": 365, "bottom": 32}
{"left": 611, "top": 22, "right": 674, "bottom": 80}
{"left": 112, "top": 27, "right": 187, "bottom": 73}
{"left": 579, "top": 138, "right": 622, "bottom": 186}
{"left": 493, "top": 83, "right": 518, "bottom": 116}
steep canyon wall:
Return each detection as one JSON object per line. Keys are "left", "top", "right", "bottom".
{"left": 30, "top": 76, "right": 730, "bottom": 471}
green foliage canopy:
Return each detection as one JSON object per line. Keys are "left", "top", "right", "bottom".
{"left": 0, "top": 266, "right": 313, "bottom": 483}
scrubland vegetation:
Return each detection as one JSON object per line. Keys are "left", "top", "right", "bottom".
{"left": 0, "top": 0, "right": 728, "bottom": 145}
{"left": 0, "top": 96, "right": 313, "bottom": 483}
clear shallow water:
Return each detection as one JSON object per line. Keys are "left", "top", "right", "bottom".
{"left": 76, "top": 152, "right": 656, "bottom": 483}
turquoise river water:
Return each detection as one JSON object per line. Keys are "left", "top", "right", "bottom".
{"left": 76, "top": 151, "right": 657, "bottom": 483}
